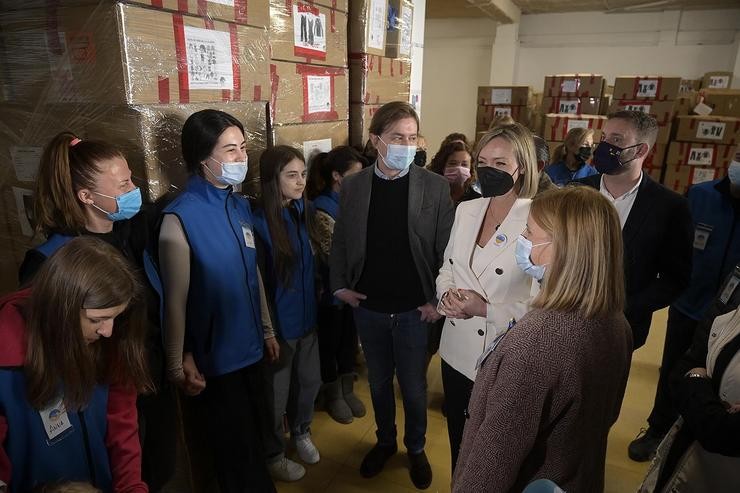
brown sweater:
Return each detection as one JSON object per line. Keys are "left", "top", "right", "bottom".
{"left": 452, "top": 308, "right": 633, "bottom": 493}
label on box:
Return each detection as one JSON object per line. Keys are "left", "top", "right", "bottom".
{"left": 561, "top": 79, "right": 579, "bottom": 93}
{"left": 693, "top": 168, "right": 716, "bottom": 184}
{"left": 210, "top": 0, "right": 235, "bottom": 5}
{"left": 636, "top": 79, "right": 659, "bottom": 98}
{"left": 493, "top": 107, "right": 512, "bottom": 117}
{"left": 566, "top": 119, "right": 590, "bottom": 133}
{"left": 708, "top": 76, "right": 730, "bottom": 89}
{"left": 303, "top": 138, "right": 332, "bottom": 162}
{"left": 624, "top": 103, "right": 652, "bottom": 114}
{"left": 306, "top": 76, "right": 332, "bottom": 114}
{"left": 491, "top": 88, "right": 512, "bottom": 105}
{"left": 10, "top": 146, "right": 43, "bottom": 182}
{"left": 67, "top": 32, "right": 96, "bottom": 64}
{"left": 12, "top": 187, "right": 35, "bottom": 237}
{"left": 294, "top": 4, "right": 327, "bottom": 56}
{"left": 368, "top": 0, "right": 386, "bottom": 50}
{"left": 399, "top": 5, "right": 413, "bottom": 56}
{"left": 687, "top": 147, "right": 714, "bottom": 166}
{"left": 558, "top": 99, "right": 580, "bottom": 114}
{"left": 696, "top": 121, "right": 726, "bottom": 140}
{"left": 184, "top": 26, "right": 234, "bottom": 90}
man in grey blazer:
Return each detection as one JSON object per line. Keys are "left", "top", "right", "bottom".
{"left": 330, "top": 102, "right": 454, "bottom": 489}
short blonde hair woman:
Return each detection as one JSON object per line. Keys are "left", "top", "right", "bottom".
{"left": 473, "top": 124, "right": 539, "bottom": 199}
{"left": 453, "top": 186, "right": 633, "bottom": 493}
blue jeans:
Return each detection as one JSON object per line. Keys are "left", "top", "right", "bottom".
{"left": 353, "top": 306, "right": 428, "bottom": 454}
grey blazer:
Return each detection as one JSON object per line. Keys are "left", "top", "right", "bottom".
{"left": 329, "top": 164, "right": 454, "bottom": 304}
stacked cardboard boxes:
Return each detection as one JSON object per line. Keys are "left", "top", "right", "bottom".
{"left": 475, "top": 86, "right": 534, "bottom": 138}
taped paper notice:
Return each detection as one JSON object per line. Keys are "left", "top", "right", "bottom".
{"left": 10, "top": 146, "right": 43, "bottom": 182}
{"left": 307, "top": 76, "right": 332, "bottom": 114}
{"left": 491, "top": 89, "right": 512, "bottom": 105}
{"left": 184, "top": 26, "right": 234, "bottom": 90}
{"left": 636, "top": 79, "right": 658, "bottom": 98}
{"left": 303, "top": 138, "right": 332, "bottom": 163}
{"left": 566, "top": 119, "right": 590, "bottom": 133}
{"left": 687, "top": 148, "right": 714, "bottom": 166}
{"left": 693, "top": 168, "right": 716, "bottom": 184}
{"left": 368, "top": 0, "right": 386, "bottom": 50}
{"left": 708, "top": 76, "right": 730, "bottom": 89}
{"left": 294, "top": 4, "right": 327, "bottom": 56}
{"left": 561, "top": 79, "right": 579, "bottom": 93}
{"left": 13, "top": 187, "right": 35, "bottom": 237}
{"left": 624, "top": 103, "right": 652, "bottom": 114}
{"left": 558, "top": 99, "right": 580, "bottom": 114}
{"left": 494, "top": 107, "right": 512, "bottom": 117}
{"left": 399, "top": 6, "right": 413, "bottom": 56}
{"left": 696, "top": 121, "right": 726, "bottom": 140}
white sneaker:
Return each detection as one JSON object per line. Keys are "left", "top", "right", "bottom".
{"left": 268, "top": 456, "right": 305, "bottom": 482}
{"left": 294, "top": 434, "right": 321, "bottom": 464}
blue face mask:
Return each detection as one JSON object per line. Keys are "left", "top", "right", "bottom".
{"left": 515, "top": 235, "right": 550, "bottom": 281}
{"left": 92, "top": 187, "right": 142, "bottom": 222}
{"left": 378, "top": 137, "right": 416, "bottom": 171}
{"left": 593, "top": 141, "right": 643, "bottom": 175}
{"left": 728, "top": 160, "right": 740, "bottom": 186}
{"left": 206, "top": 156, "right": 248, "bottom": 186}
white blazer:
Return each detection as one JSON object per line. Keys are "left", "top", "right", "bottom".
{"left": 436, "top": 197, "right": 537, "bottom": 381}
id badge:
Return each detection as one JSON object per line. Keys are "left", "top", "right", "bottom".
{"left": 720, "top": 271, "right": 740, "bottom": 305}
{"left": 693, "top": 223, "right": 713, "bottom": 251}
{"left": 241, "top": 223, "right": 255, "bottom": 249}
{"left": 39, "top": 396, "right": 73, "bottom": 443}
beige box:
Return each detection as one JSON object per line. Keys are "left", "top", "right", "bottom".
{"left": 541, "top": 97, "right": 601, "bottom": 115}
{"left": 613, "top": 76, "right": 681, "bottom": 101}
{"left": 700, "top": 89, "right": 740, "bottom": 118}
{"left": 675, "top": 92, "right": 699, "bottom": 116}
{"left": 674, "top": 116, "right": 740, "bottom": 145}
{"left": 543, "top": 74, "right": 605, "bottom": 98}
{"left": 666, "top": 141, "right": 736, "bottom": 169}
{"left": 608, "top": 99, "right": 676, "bottom": 125}
{"left": 680, "top": 79, "right": 702, "bottom": 94}
{"left": 271, "top": 121, "right": 349, "bottom": 160}
{"left": 702, "top": 71, "right": 733, "bottom": 90}
{"left": 349, "top": 0, "right": 387, "bottom": 56}
{"left": 269, "top": 1, "right": 348, "bottom": 68}
{"left": 477, "top": 86, "right": 531, "bottom": 106}
{"left": 350, "top": 54, "right": 411, "bottom": 104}
{"left": 645, "top": 143, "right": 667, "bottom": 169}
{"left": 542, "top": 114, "right": 607, "bottom": 142}
{"left": 269, "top": 61, "right": 348, "bottom": 125}
{"left": 0, "top": 3, "right": 270, "bottom": 105}
{"left": 385, "top": 0, "right": 413, "bottom": 60}
{"left": 128, "top": 0, "right": 270, "bottom": 28}
{"left": 311, "top": 0, "right": 349, "bottom": 12}
{"left": 663, "top": 164, "right": 725, "bottom": 195}
{"left": 476, "top": 105, "right": 532, "bottom": 128}
{"left": 644, "top": 164, "right": 664, "bottom": 184}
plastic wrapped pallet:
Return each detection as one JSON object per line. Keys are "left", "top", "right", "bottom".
{"left": 350, "top": 54, "right": 411, "bottom": 104}
{"left": 271, "top": 121, "right": 349, "bottom": 163}
{"left": 349, "top": 0, "right": 388, "bottom": 57}
{"left": 385, "top": 0, "right": 413, "bottom": 60}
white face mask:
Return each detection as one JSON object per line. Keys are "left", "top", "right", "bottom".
{"left": 206, "top": 156, "right": 248, "bottom": 186}
{"left": 728, "top": 160, "right": 740, "bottom": 186}
{"left": 378, "top": 136, "right": 416, "bottom": 171}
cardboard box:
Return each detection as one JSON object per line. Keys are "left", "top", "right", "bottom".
{"left": 349, "top": 54, "right": 410, "bottom": 104}
{"left": 349, "top": 0, "right": 387, "bottom": 57}
{"left": 269, "top": 1, "right": 348, "bottom": 68}
{"left": 666, "top": 141, "right": 736, "bottom": 169}
{"left": 541, "top": 97, "right": 601, "bottom": 115}
{"left": 644, "top": 165, "right": 664, "bottom": 184}
{"left": 269, "top": 61, "right": 348, "bottom": 125}
{"left": 700, "top": 89, "right": 740, "bottom": 117}
{"left": 613, "top": 76, "right": 681, "bottom": 101}
{"left": 477, "top": 86, "right": 531, "bottom": 106}
{"left": 645, "top": 143, "right": 667, "bottom": 169}
{"left": 0, "top": 4, "right": 271, "bottom": 105}
{"left": 476, "top": 105, "right": 531, "bottom": 128}
{"left": 663, "top": 164, "right": 725, "bottom": 195}
{"left": 680, "top": 79, "right": 702, "bottom": 94}
{"left": 674, "top": 116, "right": 740, "bottom": 145}
{"left": 131, "top": 0, "right": 269, "bottom": 28}
{"left": 608, "top": 100, "right": 676, "bottom": 125}
{"left": 543, "top": 74, "right": 605, "bottom": 98}
{"left": 702, "top": 71, "right": 733, "bottom": 90}
{"left": 385, "top": 0, "right": 413, "bottom": 60}
{"left": 542, "top": 114, "right": 607, "bottom": 142}
{"left": 350, "top": 103, "right": 380, "bottom": 147}
{"left": 313, "top": 0, "right": 349, "bottom": 12}
{"left": 675, "top": 92, "right": 699, "bottom": 116}
{"left": 271, "top": 121, "right": 349, "bottom": 161}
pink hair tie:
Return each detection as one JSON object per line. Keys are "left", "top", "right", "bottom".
{"left": 70, "top": 137, "right": 81, "bottom": 147}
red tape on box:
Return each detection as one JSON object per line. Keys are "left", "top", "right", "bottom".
{"left": 228, "top": 23, "right": 241, "bottom": 101}
{"left": 296, "top": 64, "right": 343, "bottom": 122}
{"left": 172, "top": 14, "right": 190, "bottom": 103}
{"left": 270, "top": 63, "right": 280, "bottom": 123}
{"left": 235, "top": 0, "right": 248, "bottom": 24}
{"left": 178, "top": 0, "right": 189, "bottom": 13}
{"left": 198, "top": 0, "right": 208, "bottom": 17}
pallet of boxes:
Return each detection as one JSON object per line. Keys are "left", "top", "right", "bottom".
{"left": 475, "top": 86, "right": 534, "bottom": 141}
{"left": 267, "top": 0, "right": 350, "bottom": 173}
{"left": 609, "top": 75, "right": 682, "bottom": 183}
{"left": 348, "top": 0, "right": 413, "bottom": 148}
{"left": 540, "top": 74, "right": 607, "bottom": 166}
{"left": 0, "top": 0, "right": 274, "bottom": 294}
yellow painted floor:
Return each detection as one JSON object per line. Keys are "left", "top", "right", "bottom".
{"left": 276, "top": 309, "right": 668, "bottom": 493}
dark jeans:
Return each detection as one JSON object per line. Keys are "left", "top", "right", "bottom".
{"left": 353, "top": 305, "right": 429, "bottom": 454}
{"left": 441, "top": 359, "right": 474, "bottom": 472}
{"left": 647, "top": 306, "right": 699, "bottom": 437}
{"left": 317, "top": 304, "right": 358, "bottom": 383}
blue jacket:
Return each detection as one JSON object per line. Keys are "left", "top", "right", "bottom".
{"left": 544, "top": 160, "right": 598, "bottom": 186}
{"left": 253, "top": 199, "right": 317, "bottom": 340}
{"left": 163, "top": 175, "right": 263, "bottom": 377}
{"left": 674, "top": 178, "right": 740, "bottom": 321}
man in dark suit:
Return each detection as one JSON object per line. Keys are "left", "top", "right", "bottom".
{"left": 330, "top": 102, "right": 454, "bottom": 490}
{"left": 580, "top": 110, "right": 693, "bottom": 351}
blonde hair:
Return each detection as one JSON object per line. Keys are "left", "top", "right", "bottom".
{"left": 530, "top": 187, "right": 625, "bottom": 319}
{"left": 473, "top": 123, "right": 539, "bottom": 199}
{"left": 551, "top": 127, "right": 594, "bottom": 162}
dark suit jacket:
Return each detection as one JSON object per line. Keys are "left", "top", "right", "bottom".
{"left": 581, "top": 173, "right": 693, "bottom": 348}
{"left": 329, "top": 165, "right": 454, "bottom": 305}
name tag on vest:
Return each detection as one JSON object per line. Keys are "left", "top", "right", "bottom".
{"left": 39, "top": 396, "right": 73, "bottom": 442}
{"left": 241, "top": 223, "right": 255, "bottom": 249}
{"left": 693, "top": 223, "right": 713, "bottom": 251}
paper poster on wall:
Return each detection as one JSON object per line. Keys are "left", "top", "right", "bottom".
{"left": 293, "top": 3, "right": 327, "bottom": 58}
{"left": 708, "top": 76, "right": 730, "bottom": 89}
{"left": 210, "top": 0, "right": 235, "bottom": 5}
{"left": 399, "top": 5, "right": 413, "bottom": 56}
{"left": 303, "top": 138, "right": 332, "bottom": 163}
{"left": 367, "top": 0, "right": 386, "bottom": 51}
{"left": 566, "top": 119, "right": 590, "bottom": 133}
{"left": 558, "top": 99, "right": 580, "bottom": 114}
{"left": 693, "top": 168, "right": 716, "bottom": 184}
{"left": 491, "top": 89, "right": 512, "bottom": 105}
{"left": 10, "top": 146, "right": 43, "bottom": 182}
{"left": 687, "top": 148, "right": 714, "bottom": 166}
{"left": 696, "top": 121, "right": 726, "bottom": 140}
{"left": 306, "top": 76, "right": 332, "bottom": 114}
{"left": 184, "top": 26, "right": 234, "bottom": 90}
{"left": 635, "top": 79, "right": 658, "bottom": 98}
{"left": 13, "top": 187, "right": 35, "bottom": 237}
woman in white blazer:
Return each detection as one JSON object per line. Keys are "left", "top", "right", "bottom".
{"left": 436, "top": 123, "right": 541, "bottom": 472}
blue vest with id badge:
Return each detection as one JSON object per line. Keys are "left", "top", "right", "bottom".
{"left": 0, "top": 369, "right": 111, "bottom": 493}
{"left": 163, "top": 175, "right": 263, "bottom": 377}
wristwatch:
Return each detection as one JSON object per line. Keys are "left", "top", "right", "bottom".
{"left": 686, "top": 372, "right": 709, "bottom": 379}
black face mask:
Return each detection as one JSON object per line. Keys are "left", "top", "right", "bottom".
{"left": 477, "top": 166, "right": 517, "bottom": 197}
{"left": 414, "top": 150, "right": 427, "bottom": 167}
{"left": 576, "top": 146, "right": 593, "bottom": 162}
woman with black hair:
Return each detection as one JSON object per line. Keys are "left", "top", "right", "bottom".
{"left": 158, "top": 109, "right": 276, "bottom": 493}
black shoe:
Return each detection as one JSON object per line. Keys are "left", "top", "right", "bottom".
{"left": 408, "top": 451, "right": 432, "bottom": 490}
{"left": 360, "top": 443, "right": 397, "bottom": 478}
{"left": 628, "top": 428, "right": 663, "bottom": 462}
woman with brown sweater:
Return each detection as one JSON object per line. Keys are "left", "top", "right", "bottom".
{"left": 452, "top": 186, "right": 633, "bottom": 493}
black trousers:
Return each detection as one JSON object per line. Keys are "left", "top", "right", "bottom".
{"left": 647, "top": 306, "right": 699, "bottom": 436}
{"left": 316, "top": 304, "right": 358, "bottom": 383}
{"left": 441, "top": 359, "right": 475, "bottom": 472}
{"left": 137, "top": 385, "right": 178, "bottom": 492}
